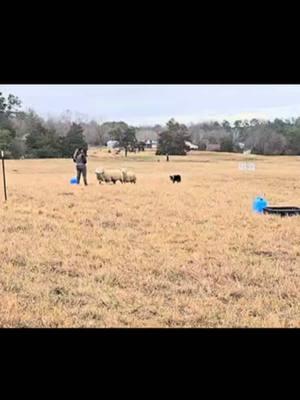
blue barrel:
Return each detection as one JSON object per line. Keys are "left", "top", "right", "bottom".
{"left": 253, "top": 197, "right": 268, "bottom": 213}
{"left": 70, "top": 177, "right": 78, "bottom": 185}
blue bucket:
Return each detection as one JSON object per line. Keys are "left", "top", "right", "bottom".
{"left": 70, "top": 177, "right": 78, "bottom": 185}
{"left": 253, "top": 197, "right": 268, "bottom": 213}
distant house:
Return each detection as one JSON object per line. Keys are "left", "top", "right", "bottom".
{"left": 107, "top": 140, "right": 119, "bottom": 149}
{"left": 185, "top": 141, "right": 198, "bottom": 150}
{"left": 145, "top": 139, "right": 158, "bottom": 149}
{"left": 206, "top": 144, "right": 221, "bottom": 152}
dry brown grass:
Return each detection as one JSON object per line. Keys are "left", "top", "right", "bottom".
{"left": 1, "top": 148, "right": 300, "bottom": 327}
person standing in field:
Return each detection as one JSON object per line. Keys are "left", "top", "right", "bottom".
{"left": 73, "top": 147, "right": 88, "bottom": 185}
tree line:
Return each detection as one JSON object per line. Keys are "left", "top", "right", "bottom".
{"left": 2, "top": 91, "right": 300, "bottom": 158}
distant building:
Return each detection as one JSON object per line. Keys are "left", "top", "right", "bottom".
{"left": 185, "top": 141, "right": 198, "bottom": 150}
{"left": 107, "top": 140, "right": 119, "bottom": 149}
{"left": 145, "top": 139, "right": 158, "bottom": 149}
{"left": 206, "top": 144, "right": 221, "bottom": 152}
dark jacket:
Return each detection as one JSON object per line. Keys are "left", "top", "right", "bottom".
{"left": 73, "top": 149, "right": 87, "bottom": 167}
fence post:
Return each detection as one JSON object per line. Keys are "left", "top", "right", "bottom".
{"left": 1, "top": 150, "right": 7, "bottom": 201}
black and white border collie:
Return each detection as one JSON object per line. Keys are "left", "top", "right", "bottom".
{"left": 170, "top": 175, "right": 181, "bottom": 183}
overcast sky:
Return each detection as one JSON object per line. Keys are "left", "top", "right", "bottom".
{"left": 1, "top": 84, "right": 300, "bottom": 126}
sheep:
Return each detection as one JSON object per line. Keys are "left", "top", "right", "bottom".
{"left": 122, "top": 169, "right": 136, "bottom": 184}
{"left": 95, "top": 168, "right": 124, "bottom": 184}
{"left": 124, "top": 171, "right": 136, "bottom": 184}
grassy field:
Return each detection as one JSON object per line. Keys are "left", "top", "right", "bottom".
{"left": 1, "top": 148, "right": 300, "bottom": 327}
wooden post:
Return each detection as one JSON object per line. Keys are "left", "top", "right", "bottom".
{"left": 166, "top": 153, "right": 169, "bottom": 162}
{"left": 1, "top": 150, "right": 7, "bottom": 201}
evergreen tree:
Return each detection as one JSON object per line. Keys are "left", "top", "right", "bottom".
{"left": 0, "top": 92, "right": 21, "bottom": 158}
{"left": 62, "top": 123, "right": 87, "bottom": 157}
{"left": 156, "top": 119, "right": 191, "bottom": 156}
{"left": 111, "top": 124, "right": 137, "bottom": 157}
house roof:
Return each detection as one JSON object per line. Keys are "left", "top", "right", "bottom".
{"left": 107, "top": 140, "right": 119, "bottom": 144}
{"left": 206, "top": 144, "right": 221, "bottom": 150}
{"left": 185, "top": 141, "right": 198, "bottom": 149}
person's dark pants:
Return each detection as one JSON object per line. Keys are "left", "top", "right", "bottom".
{"left": 77, "top": 165, "right": 87, "bottom": 185}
